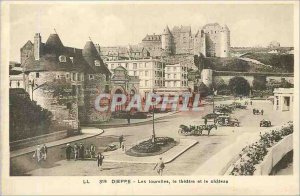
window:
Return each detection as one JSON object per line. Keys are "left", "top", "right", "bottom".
{"left": 134, "top": 71, "right": 137, "bottom": 76}
{"left": 72, "top": 73, "right": 76, "bottom": 81}
{"left": 145, "top": 71, "right": 148, "bottom": 76}
{"left": 95, "top": 60, "right": 100, "bottom": 66}
{"left": 111, "top": 64, "right": 114, "bottom": 69}
{"left": 174, "top": 74, "right": 177, "bottom": 79}
{"left": 36, "top": 72, "right": 39, "bottom": 78}
{"left": 59, "top": 55, "right": 67, "bottom": 62}
{"left": 145, "top": 80, "right": 148, "bottom": 86}
{"left": 125, "top": 63, "right": 128, "bottom": 68}
{"left": 89, "top": 74, "right": 94, "bottom": 80}
{"left": 173, "top": 67, "right": 176, "bottom": 71}
{"left": 133, "top": 63, "right": 137, "bottom": 69}
{"left": 66, "top": 74, "right": 69, "bottom": 78}
{"left": 77, "top": 73, "right": 80, "bottom": 81}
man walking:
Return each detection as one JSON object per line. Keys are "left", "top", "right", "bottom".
{"left": 66, "top": 143, "right": 72, "bottom": 161}
{"left": 261, "top": 109, "right": 264, "bottom": 115}
{"left": 154, "top": 157, "right": 165, "bottom": 176}
{"left": 119, "top": 135, "right": 124, "bottom": 148}
{"left": 41, "top": 144, "right": 48, "bottom": 161}
{"left": 96, "top": 152, "right": 105, "bottom": 171}
{"left": 204, "top": 118, "right": 208, "bottom": 125}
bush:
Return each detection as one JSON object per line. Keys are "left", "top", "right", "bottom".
{"left": 230, "top": 124, "right": 293, "bottom": 175}
{"left": 131, "top": 137, "right": 175, "bottom": 154}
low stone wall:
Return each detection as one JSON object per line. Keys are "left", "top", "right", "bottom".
{"left": 10, "top": 130, "right": 68, "bottom": 151}
{"left": 254, "top": 134, "right": 293, "bottom": 175}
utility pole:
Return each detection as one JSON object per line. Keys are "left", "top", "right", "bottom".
{"left": 152, "top": 89, "right": 156, "bottom": 144}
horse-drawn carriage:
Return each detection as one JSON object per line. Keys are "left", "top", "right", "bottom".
{"left": 178, "top": 124, "right": 217, "bottom": 136}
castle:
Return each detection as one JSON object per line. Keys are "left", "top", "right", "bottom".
{"left": 141, "top": 23, "right": 230, "bottom": 58}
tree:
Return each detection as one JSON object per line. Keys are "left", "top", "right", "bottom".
{"left": 252, "top": 75, "right": 267, "bottom": 90}
{"left": 228, "top": 76, "right": 251, "bottom": 96}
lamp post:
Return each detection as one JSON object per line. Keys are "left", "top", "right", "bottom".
{"left": 152, "top": 89, "right": 156, "bottom": 144}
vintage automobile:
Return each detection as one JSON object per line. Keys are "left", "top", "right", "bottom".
{"left": 232, "top": 102, "right": 247, "bottom": 109}
{"left": 260, "top": 119, "right": 271, "bottom": 127}
{"left": 216, "top": 115, "right": 240, "bottom": 127}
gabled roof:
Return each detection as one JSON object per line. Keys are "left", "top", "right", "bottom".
{"left": 21, "top": 40, "right": 33, "bottom": 50}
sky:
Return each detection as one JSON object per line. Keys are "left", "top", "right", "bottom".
{"left": 9, "top": 2, "right": 295, "bottom": 62}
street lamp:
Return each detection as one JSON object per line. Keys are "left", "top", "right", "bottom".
{"left": 152, "top": 89, "right": 156, "bottom": 144}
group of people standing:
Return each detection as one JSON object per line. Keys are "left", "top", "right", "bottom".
{"left": 65, "top": 143, "right": 97, "bottom": 161}
{"left": 65, "top": 143, "right": 105, "bottom": 170}
{"left": 33, "top": 144, "right": 48, "bottom": 163}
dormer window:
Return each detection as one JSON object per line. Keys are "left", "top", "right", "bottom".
{"left": 95, "top": 60, "right": 100, "bottom": 66}
{"left": 59, "top": 55, "right": 67, "bottom": 62}
{"left": 70, "top": 57, "right": 74, "bottom": 63}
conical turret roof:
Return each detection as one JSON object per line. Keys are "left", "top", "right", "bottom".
{"left": 163, "top": 25, "right": 171, "bottom": 35}
{"left": 45, "top": 33, "right": 64, "bottom": 53}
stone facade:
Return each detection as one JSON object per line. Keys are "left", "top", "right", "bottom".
{"left": 141, "top": 23, "right": 230, "bottom": 58}
{"left": 19, "top": 33, "right": 112, "bottom": 128}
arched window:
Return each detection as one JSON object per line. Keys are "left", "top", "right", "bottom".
{"left": 59, "top": 55, "right": 67, "bottom": 62}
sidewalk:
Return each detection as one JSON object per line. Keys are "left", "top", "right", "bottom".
{"left": 82, "top": 111, "right": 179, "bottom": 128}
{"left": 10, "top": 127, "right": 104, "bottom": 158}
{"left": 103, "top": 138, "right": 198, "bottom": 164}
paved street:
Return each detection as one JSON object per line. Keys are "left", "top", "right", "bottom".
{"left": 10, "top": 100, "right": 292, "bottom": 176}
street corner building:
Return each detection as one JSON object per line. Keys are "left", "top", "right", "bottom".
{"left": 17, "top": 32, "right": 114, "bottom": 130}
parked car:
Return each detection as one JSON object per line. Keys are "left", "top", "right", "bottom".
{"left": 216, "top": 115, "right": 240, "bottom": 127}
{"left": 260, "top": 119, "right": 271, "bottom": 127}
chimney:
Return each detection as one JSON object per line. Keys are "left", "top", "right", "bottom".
{"left": 95, "top": 44, "right": 101, "bottom": 55}
{"left": 34, "top": 33, "right": 42, "bottom": 60}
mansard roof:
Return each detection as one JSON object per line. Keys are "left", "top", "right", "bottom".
{"left": 142, "top": 34, "right": 161, "bottom": 41}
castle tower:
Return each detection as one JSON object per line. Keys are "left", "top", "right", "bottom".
{"left": 219, "top": 25, "right": 230, "bottom": 57}
{"left": 161, "top": 25, "right": 173, "bottom": 55}
{"left": 34, "top": 33, "right": 42, "bottom": 60}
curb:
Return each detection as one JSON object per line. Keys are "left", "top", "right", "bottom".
{"left": 10, "top": 128, "right": 104, "bottom": 158}
{"left": 103, "top": 139, "right": 198, "bottom": 164}
{"left": 81, "top": 111, "right": 180, "bottom": 128}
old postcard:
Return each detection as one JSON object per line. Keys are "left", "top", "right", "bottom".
{"left": 1, "top": 1, "right": 299, "bottom": 195}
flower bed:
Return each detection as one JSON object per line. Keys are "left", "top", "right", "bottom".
{"left": 126, "top": 137, "right": 177, "bottom": 157}
{"left": 230, "top": 123, "right": 293, "bottom": 175}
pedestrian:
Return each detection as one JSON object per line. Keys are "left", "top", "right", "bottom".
{"left": 119, "top": 135, "right": 124, "bottom": 148}
{"left": 154, "top": 157, "right": 165, "bottom": 176}
{"left": 250, "top": 101, "right": 252, "bottom": 105}
{"left": 66, "top": 143, "right": 72, "bottom": 161}
{"left": 90, "top": 144, "right": 96, "bottom": 159}
{"left": 79, "top": 143, "right": 85, "bottom": 160}
{"left": 41, "top": 144, "right": 48, "bottom": 161}
{"left": 261, "top": 109, "right": 264, "bottom": 115}
{"left": 253, "top": 109, "right": 255, "bottom": 115}
{"left": 33, "top": 145, "right": 42, "bottom": 163}
{"left": 96, "top": 152, "right": 105, "bottom": 170}
{"left": 121, "top": 141, "right": 125, "bottom": 151}
{"left": 73, "top": 143, "right": 79, "bottom": 161}
{"left": 127, "top": 114, "right": 131, "bottom": 125}
{"left": 204, "top": 118, "right": 208, "bottom": 125}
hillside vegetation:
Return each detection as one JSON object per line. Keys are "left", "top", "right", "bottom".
{"left": 241, "top": 53, "right": 294, "bottom": 73}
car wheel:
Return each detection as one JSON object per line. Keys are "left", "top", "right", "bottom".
{"left": 234, "top": 123, "right": 239, "bottom": 127}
